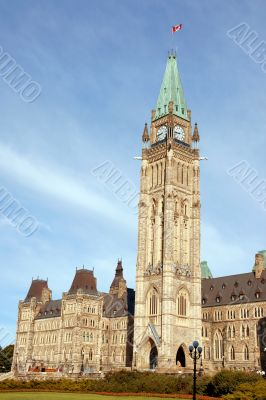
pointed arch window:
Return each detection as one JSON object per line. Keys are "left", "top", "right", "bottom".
{"left": 214, "top": 330, "right": 223, "bottom": 360}
{"left": 147, "top": 287, "right": 159, "bottom": 316}
{"left": 177, "top": 289, "right": 189, "bottom": 317}
{"left": 228, "top": 326, "right": 231, "bottom": 339}
{"left": 230, "top": 346, "right": 235, "bottom": 361}
{"left": 232, "top": 325, "right": 235, "bottom": 338}
{"left": 244, "top": 345, "right": 249, "bottom": 361}
{"left": 241, "top": 325, "right": 245, "bottom": 338}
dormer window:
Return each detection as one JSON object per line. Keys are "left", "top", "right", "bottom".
{"left": 202, "top": 298, "right": 206, "bottom": 305}
{"left": 231, "top": 295, "right": 236, "bottom": 301}
{"left": 222, "top": 283, "right": 226, "bottom": 290}
{"left": 255, "top": 292, "right": 260, "bottom": 299}
{"left": 247, "top": 280, "right": 252, "bottom": 286}
{"left": 216, "top": 296, "right": 221, "bottom": 303}
{"left": 234, "top": 281, "right": 238, "bottom": 288}
{"left": 239, "top": 294, "right": 244, "bottom": 300}
{"left": 210, "top": 285, "right": 214, "bottom": 291}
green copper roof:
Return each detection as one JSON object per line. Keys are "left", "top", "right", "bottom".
{"left": 201, "top": 261, "right": 213, "bottom": 279}
{"left": 154, "top": 52, "right": 189, "bottom": 121}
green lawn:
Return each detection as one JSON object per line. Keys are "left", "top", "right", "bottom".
{"left": 0, "top": 394, "right": 185, "bottom": 400}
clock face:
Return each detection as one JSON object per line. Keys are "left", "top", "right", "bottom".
{"left": 174, "top": 125, "right": 185, "bottom": 141}
{"left": 157, "top": 125, "right": 167, "bottom": 141}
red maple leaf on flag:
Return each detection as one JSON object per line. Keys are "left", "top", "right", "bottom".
{"left": 172, "top": 24, "right": 183, "bottom": 33}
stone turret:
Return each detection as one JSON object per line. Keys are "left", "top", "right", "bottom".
{"left": 192, "top": 123, "right": 200, "bottom": 143}
{"left": 110, "top": 260, "right": 127, "bottom": 299}
{"left": 253, "top": 251, "right": 266, "bottom": 278}
{"left": 142, "top": 123, "right": 149, "bottom": 143}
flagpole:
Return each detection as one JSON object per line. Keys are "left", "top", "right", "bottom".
{"left": 171, "top": 24, "right": 183, "bottom": 55}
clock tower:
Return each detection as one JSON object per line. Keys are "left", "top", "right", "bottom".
{"left": 133, "top": 52, "right": 202, "bottom": 371}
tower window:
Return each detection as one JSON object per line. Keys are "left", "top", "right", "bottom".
{"left": 182, "top": 108, "right": 184, "bottom": 114}
{"left": 243, "top": 345, "right": 249, "bottom": 361}
{"left": 214, "top": 331, "right": 223, "bottom": 360}
{"left": 176, "top": 105, "right": 178, "bottom": 111}
{"left": 177, "top": 290, "right": 189, "bottom": 316}
{"left": 230, "top": 346, "right": 235, "bottom": 360}
{"left": 148, "top": 288, "right": 159, "bottom": 316}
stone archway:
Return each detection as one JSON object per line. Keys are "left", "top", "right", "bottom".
{"left": 149, "top": 344, "right": 158, "bottom": 369}
{"left": 147, "top": 338, "right": 158, "bottom": 370}
{"left": 176, "top": 345, "right": 186, "bottom": 367}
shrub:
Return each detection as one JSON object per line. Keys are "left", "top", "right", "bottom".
{"left": 0, "top": 369, "right": 262, "bottom": 398}
{"left": 206, "top": 370, "right": 262, "bottom": 397}
{"left": 223, "top": 380, "right": 266, "bottom": 400}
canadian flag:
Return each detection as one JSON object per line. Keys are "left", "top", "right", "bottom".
{"left": 172, "top": 24, "right": 183, "bottom": 33}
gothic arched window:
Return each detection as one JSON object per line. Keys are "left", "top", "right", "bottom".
{"left": 244, "top": 345, "right": 249, "bottom": 361}
{"left": 147, "top": 287, "right": 159, "bottom": 317}
{"left": 230, "top": 346, "right": 235, "bottom": 361}
{"left": 214, "top": 330, "right": 223, "bottom": 360}
{"left": 228, "top": 326, "right": 231, "bottom": 339}
{"left": 177, "top": 290, "right": 189, "bottom": 316}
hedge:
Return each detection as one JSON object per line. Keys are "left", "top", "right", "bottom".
{"left": 0, "top": 370, "right": 262, "bottom": 398}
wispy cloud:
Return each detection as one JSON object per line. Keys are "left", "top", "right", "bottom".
{"left": 0, "top": 143, "right": 135, "bottom": 229}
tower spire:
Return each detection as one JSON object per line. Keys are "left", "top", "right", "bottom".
{"left": 154, "top": 52, "right": 189, "bottom": 121}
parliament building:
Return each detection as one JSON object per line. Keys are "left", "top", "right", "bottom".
{"left": 12, "top": 52, "right": 266, "bottom": 377}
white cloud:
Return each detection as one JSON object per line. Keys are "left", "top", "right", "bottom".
{"left": 0, "top": 143, "right": 135, "bottom": 230}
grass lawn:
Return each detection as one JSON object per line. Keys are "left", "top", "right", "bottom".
{"left": 0, "top": 394, "right": 185, "bottom": 400}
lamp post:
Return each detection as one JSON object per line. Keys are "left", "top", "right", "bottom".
{"left": 189, "top": 340, "right": 202, "bottom": 400}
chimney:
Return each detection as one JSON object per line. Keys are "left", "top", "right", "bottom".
{"left": 253, "top": 252, "right": 265, "bottom": 278}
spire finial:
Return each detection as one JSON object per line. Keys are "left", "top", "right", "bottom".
{"left": 142, "top": 123, "right": 149, "bottom": 143}
{"left": 192, "top": 122, "right": 200, "bottom": 143}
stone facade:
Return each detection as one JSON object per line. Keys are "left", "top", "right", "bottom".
{"left": 12, "top": 52, "right": 266, "bottom": 377}
{"left": 12, "top": 263, "right": 134, "bottom": 377}
{"left": 201, "top": 252, "right": 266, "bottom": 373}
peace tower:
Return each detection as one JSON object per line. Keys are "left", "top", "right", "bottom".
{"left": 133, "top": 52, "right": 202, "bottom": 371}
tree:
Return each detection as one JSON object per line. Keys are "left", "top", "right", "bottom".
{"left": 0, "top": 344, "right": 14, "bottom": 372}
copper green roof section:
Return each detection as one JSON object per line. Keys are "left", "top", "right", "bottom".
{"left": 201, "top": 261, "right": 213, "bottom": 279}
{"left": 154, "top": 52, "right": 189, "bottom": 121}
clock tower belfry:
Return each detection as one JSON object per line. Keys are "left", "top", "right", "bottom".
{"left": 133, "top": 52, "right": 202, "bottom": 372}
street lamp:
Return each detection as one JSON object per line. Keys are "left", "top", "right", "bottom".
{"left": 189, "top": 340, "right": 202, "bottom": 400}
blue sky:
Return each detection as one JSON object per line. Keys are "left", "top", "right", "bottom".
{"left": 0, "top": 0, "right": 265, "bottom": 342}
